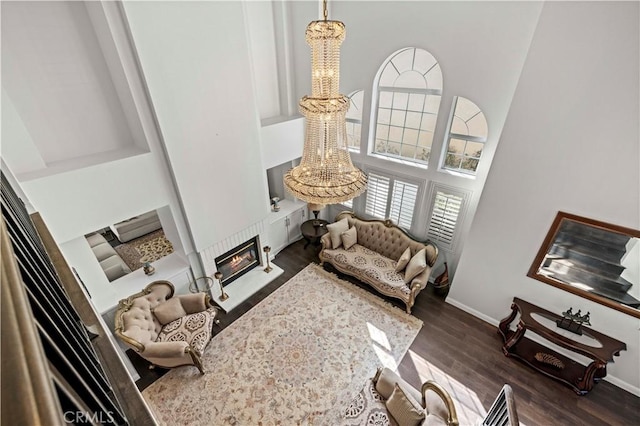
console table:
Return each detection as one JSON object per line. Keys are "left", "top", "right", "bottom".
{"left": 498, "top": 297, "right": 626, "bottom": 395}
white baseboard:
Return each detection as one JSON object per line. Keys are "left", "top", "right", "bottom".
{"left": 445, "top": 296, "right": 640, "bottom": 397}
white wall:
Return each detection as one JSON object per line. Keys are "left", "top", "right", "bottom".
{"left": 1, "top": 2, "right": 135, "bottom": 169}
{"left": 122, "top": 1, "right": 270, "bottom": 252}
{"left": 450, "top": 2, "right": 640, "bottom": 394}
{"left": 19, "top": 153, "right": 171, "bottom": 243}
{"left": 244, "top": 1, "right": 281, "bottom": 120}
{"left": 260, "top": 117, "right": 304, "bottom": 170}
{"left": 287, "top": 1, "right": 543, "bottom": 275}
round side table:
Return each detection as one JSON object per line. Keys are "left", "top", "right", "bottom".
{"left": 300, "top": 219, "right": 329, "bottom": 249}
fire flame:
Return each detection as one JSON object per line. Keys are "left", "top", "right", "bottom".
{"left": 230, "top": 255, "right": 244, "bottom": 268}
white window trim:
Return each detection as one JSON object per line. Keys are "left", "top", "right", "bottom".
{"left": 439, "top": 96, "right": 488, "bottom": 177}
{"left": 368, "top": 48, "right": 444, "bottom": 168}
{"left": 346, "top": 90, "right": 364, "bottom": 153}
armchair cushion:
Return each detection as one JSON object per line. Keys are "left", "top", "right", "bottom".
{"left": 157, "top": 308, "right": 217, "bottom": 356}
{"left": 153, "top": 297, "right": 187, "bottom": 325}
{"left": 375, "top": 367, "right": 421, "bottom": 404}
{"left": 177, "top": 292, "right": 208, "bottom": 314}
{"left": 386, "top": 383, "right": 426, "bottom": 426}
{"left": 143, "top": 341, "right": 189, "bottom": 358}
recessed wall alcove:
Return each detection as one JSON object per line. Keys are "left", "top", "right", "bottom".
{"left": 2, "top": 1, "right": 150, "bottom": 181}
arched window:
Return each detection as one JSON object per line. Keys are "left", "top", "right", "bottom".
{"left": 443, "top": 96, "right": 488, "bottom": 174}
{"left": 371, "top": 47, "right": 443, "bottom": 165}
{"left": 345, "top": 90, "right": 364, "bottom": 152}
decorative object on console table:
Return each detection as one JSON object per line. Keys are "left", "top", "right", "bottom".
{"left": 142, "top": 261, "right": 155, "bottom": 276}
{"left": 215, "top": 271, "right": 229, "bottom": 301}
{"left": 263, "top": 246, "right": 273, "bottom": 273}
{"left": 498, "top": 297, "right": 626, "bottom": 395}
{"left": 556, "top": 307, "right": 591, "bottom": 335}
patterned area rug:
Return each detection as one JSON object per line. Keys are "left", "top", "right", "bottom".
{"left": 113, "top": 229, "right": 174, "bottom": 271}
{"left": 142, "top": 263, "right": 422, "bottom": 425}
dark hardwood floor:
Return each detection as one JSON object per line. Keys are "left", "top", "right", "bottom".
{"left": 129, "top": 239, "right": 640, "bottom": 425}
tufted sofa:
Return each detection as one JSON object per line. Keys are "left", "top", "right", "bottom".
{"left": 114, "top": 280, "right": 219, "bottom": 374}
{"left": 110, "top": 210, "right": 162, "bottom": 243}
{"left": 319, "top": 212, "right": 438, "bottom": 313}
{"left": 86, "top": 232, "right": 131, "bottom": 282}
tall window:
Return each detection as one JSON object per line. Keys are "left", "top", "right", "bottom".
{"left": 346, "top": 90, "right": 364, "bottom": 152}
{"left": 443, "top": 96, "right": 488, "bottom": 174}
{"left": 364, "top": 170, "right": 419, "bottom": 229}
{"left": 371, "top": 47, "right": 443, "bottom": 165}
{"left": 426, "top": 184, "right": 470, "bottom": 250}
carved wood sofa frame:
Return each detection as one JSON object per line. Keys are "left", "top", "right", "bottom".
{"left": 319, "top": 211, "right": 438, "bottom": 313}
{"left": 114, "top": 280, "right": 218, "bottom": 374}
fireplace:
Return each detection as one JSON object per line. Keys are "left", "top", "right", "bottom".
{"left": 214, "top": 236, "right": 261, "bottom": 287}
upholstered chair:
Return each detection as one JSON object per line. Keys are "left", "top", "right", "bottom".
{"left": 345, "top": 368, "right": 519, "bottom": 426}
{"left": 114, "top": 280, "right": 219, "bottom": 374}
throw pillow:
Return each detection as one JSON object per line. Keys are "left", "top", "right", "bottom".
{"left": 153, "top": 297, "right": 187, "bottom": 325}
{"left": 385, "top": 383, "right": 426, "bottom": 426}
{"left": 341, "top": 226, "right": 358, "bottom": 250}
{"left": 404, "top": 248, "right": 427, "bottom": 283}
{"left": 326, "top": 217, "right": 350, "bottom": 249}
{"left": 395, "top": 247, "right": 412, "bottom": 272}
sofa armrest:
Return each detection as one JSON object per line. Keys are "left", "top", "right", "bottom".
{"left": 320, "top": 233, "right": 332, "bottom": 249}
{"left": 410, "top": 264, "right": 432, "bottom": 291}
{"left": 143, "top": 341, "right": 189, "bottom": 358}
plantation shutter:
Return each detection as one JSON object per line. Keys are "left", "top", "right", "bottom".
{"left": 427, "top": 190, "right": 464, "bottom": 249}
{"left": 389, "top": 180, "right": 418, "bottom": 229}
{"left": 365, "top": 172, "right": 390, "bottom": 219}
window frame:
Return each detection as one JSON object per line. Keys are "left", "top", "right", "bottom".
{"left": 441, "top": 96, "right": 488, "bottom": 176}
{"left": 345, "top": 90, "right": 364, "bottom": 153}
{"left": 362, "top": 168, "right": 424, "bottom": 231}
{"left": 368, "top": 47, "right": 443, "bottom": 167}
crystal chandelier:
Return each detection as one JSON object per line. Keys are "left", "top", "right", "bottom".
{"left": 283, "top": 0, "right": 367, "bottom": 206}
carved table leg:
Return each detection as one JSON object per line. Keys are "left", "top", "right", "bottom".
{"left": 503, "top": 323, "right": 526, "bottom": 356}
{"left": 576, "top": 361, "right": 606, "bottom": 395}
{"left": 498, "top": 302, "right": 519, "bottom": 342}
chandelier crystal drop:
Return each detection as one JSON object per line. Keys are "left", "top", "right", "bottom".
{"left": 283, "top": 3, "right": 367, "bottom": 206}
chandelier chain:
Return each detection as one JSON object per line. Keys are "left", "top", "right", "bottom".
{"left": 323, "top": 0, "right": 328, "bottom": 21}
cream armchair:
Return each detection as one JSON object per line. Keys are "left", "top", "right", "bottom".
{"left": 114, "top": 280, "right": 219, "bottom": 374}
{"left": 344, "top": 368, "right": 519, "bottom": 426}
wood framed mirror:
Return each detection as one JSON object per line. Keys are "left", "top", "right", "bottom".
{"left": 528, "top": 211, "right": 640, "bottom": 319}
